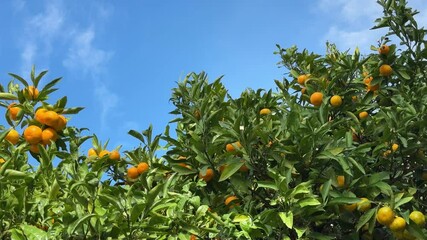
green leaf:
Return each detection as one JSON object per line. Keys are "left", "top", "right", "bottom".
{"left": 320, "top": 179, "right": 332, "bottom": 202}
{"left": 61, "top": 107, "right": 84, "bottom": 114}
{"left": 256, "top": 181, "right": 278, "bottom": 190}
{"left": 128, "top": 130, "right": 145, "bottom": 143}
{"left": 67, "top": 213, "right": 96, "bottom": 235}
{"left": 219, "top": 161, "right": 243, "bottom": 182}
{"left": 294, "top": 227, "right": 307, "bottom": 238}
{"left": 144, "top": 183, "right": 163, "bottom": 216}
{"left": 290, "top": 69, "right": 299, "bottom": 78}
{"left": 345, "top": 111, "right": 359, "bottom": 124}
{"left": 20, "top": 224, "right": 48, "bottom": 240}
{"left": 232, "top": 214, "right": 250, "bottom": 223}
{"left": 348, "top": 157, "right": 366, "bottom": 174}
{"left": 9, "top": 73, "right": 28, "bottom": 86}
{"left": 49, "top": 179, "right": 61, "bottom": 201}
{"left": 336, "top": 156, "right": 352, "bottom": 176}
{"left": 9, "top": 228, "right": 26, "bottom": 240}
{"left": 368, "top": 172, "right": 389, "bottom": 185}
{"left": 278, "top": 211, "right": 293, "bottom": 229}
{"left": 130, "top": 203, "right": 146, "bottom": 223}
{"left": 355, "top": 208, "right": 376, "bottom": 232}
{"left": 328, "top": 147, "right": 344, "bottom": 155}
{"left": 394, "top": 196, "right": 413, "bottom": 208}
{"left": 98, "top": 193, "right": 122, "bottom": 212}
{"left": 0, "top": 92, "right": 18, "bottom": 100}
{"left": 328, "top": 197, "right": 361, "bottom": 205}
{"left": 4, "top": 169, "right": 28, "bottom": 179}
{"left": 406, "top": 221, "right": 427, "bottom": 239}
{"left": 298, "top": 197, "right": 321, "bottom": 207}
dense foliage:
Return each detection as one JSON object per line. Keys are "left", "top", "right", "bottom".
{"left": 1, "top": 0, "right": 426, "bottom": 239}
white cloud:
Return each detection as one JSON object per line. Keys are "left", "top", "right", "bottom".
{"left": 12, "top": 0, "right": 25, "bottom": 11}
{"left": 317, "top": 0, "right": 380, "bottom": 24}
{"left": 20, "top": 43, "right": 37, "bottom": 74}
{"left": 94, "top": 82, "right": 119, "bottom": 129}
{"left": 16, "top": 0, "right": 117, "bottom": 130}
{"left": 63, "top": 28, "right": 113, "bottom": 74}
{"left": 322, "top": 26, "right": 383, "bottom": 53}
{"left": 19, "top": 0, "right": 64, "bottom": 75}
{"left": 63, "top": 28, "right": 117, "bottom": 130}
{"left": 30, "top": 3, "right": 64, "bottom": 38}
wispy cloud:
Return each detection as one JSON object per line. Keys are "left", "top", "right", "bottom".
{"left": 19, "top": 0, "right": 64, "bottom": 74}
{"left": 322, "top": 27, "right": 384, "bottom": 53}
{"left": 29, "top": 3, "right": 64, "bottom": 39}
{"left": 15, "top": 0, "right": 118, "bottom": 132}
{"left": 318, "top": 0, "right": 427, "bottom": 53}
{"left": 317, "top": 0, "right": 386, "bottom": 53}
{"left": 318, "top": 0, "right": 379, "bottom": 24}
{"left": 20, "top": 43, "right": 37, "bottom": 73}
{"left": 62, "top": 27, "right": 116, "bottom": 130}
{"left": 93, "top": 81, "right": 119, "bottom": 129}
{"left": 63, "top": 28, "right": 113, "bottom": 75}
{"left": 12, "top": 0, "right": 25, "bottom": 12}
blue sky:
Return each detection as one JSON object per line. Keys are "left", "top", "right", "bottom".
{"left": 1, "top": 0, "right": 426, "bottom": 154}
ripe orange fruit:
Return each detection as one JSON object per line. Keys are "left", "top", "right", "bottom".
{"left": 99, "top": 150, "right": 110, "bottom": 157}
{"left": 25, "top": 86, "right": 39, "bottom": 100}
{"left": 336, "top": 175, "right": 345, "bottom": 187}
{"left": 43, "top": 111, "right": 60, "bottom": 127}
{"left": 53, "top": 114, "right": 67, "bottom": 131}
{"left": 310, "top": 92, "right": 323, "bottom": 106}
{"left": 190, "top": 234, "right": 197, "bottom": 240}
{"left": 109, "top": 150, "right": 120, "bottom": 160}
{"left": 199, "top": 168, "right": 214, "bottom": 182}
{"left": 359, "top": 111, "right": 369, "bottom": 119}
{"left": 378, "top": 45, "right": 390, "bottom": 55}
{"left": 343, "top": 203, "right": 357, "bottom": 212}
{"left": 379, "top": 64, "right": 393, "bottom": 76}
{"left": 88, "top": 148, "right": 97, "bottom": 157}
{"left": 376, "top": 206, "right": 395, "bottom": 225}
{"left": 29, "top": 144, "right": 40, "bottom": 153}
{"left": 23, "top": 125, "right": 43, "bottom": 144}
{"left": 225, "top": 195, "right": 240, "bottom": 208}
{"left": 259, "top": 108, "right": 271, "bottom": 115}
{"left": 391, "top": 143, "right": 399, "bottom": 152}
{"left": 239, "top": 163, "right": 249, "bottom": 172}
{"left": 330, "top": 95, "right": 342, "bottom": 107}
{"left": 127, "top": 167, "right": 139, "bottom": 179}
{"left": 41, "top": 128, "right": 58, "bottom": 145}
{"left": 5, "top": 129, "right": 20, "bottom": 145}
{"left": 357, "top": 198, "right": 371, "bottom": 212}
{"left": 8, "top": 103, "right": 21, "bottom": 121}
{"left": 297, "top": 74, "right": 308, "bottom": 85}
{"left": 389, "top": 216, "right": 406, "bottom": 232}
{"left": 225, "top": 141, "right": 242, "bottom": 152}
{"left": 178, "top": 163, "right": 191, "bottom": 169}
{"left": 218, "top": 164, "right": 227, "bottom": 173}
{"left": 35, "top": 108, "right": 48, "bottom": 123}
{"left": 194, "top": 109, "right": 201, "bottom": 120}
{"left": 383, "top": 150, "right": 392, "bottom": 158}
{"left": 301, "top": 87, "right": 306, "bottom": 94}
{"left": 137, "top": 162, "right": 149, "bottom": 174}
{"left": 366, "top": 83, "right": 380, "bottom": 92}
{"left": 363, "top": 76, "right": 373, "bottom": 85}
{"left": 409, "top": 210, "right": 425, "bottom": 226}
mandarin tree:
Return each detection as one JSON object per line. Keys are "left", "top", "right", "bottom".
{"left": 1, "top": 0, "right": 427, "bottom": 239}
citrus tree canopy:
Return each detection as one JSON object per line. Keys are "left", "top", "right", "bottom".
{"left": 1, "top": 0, "right": 426, "bottom": 239}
